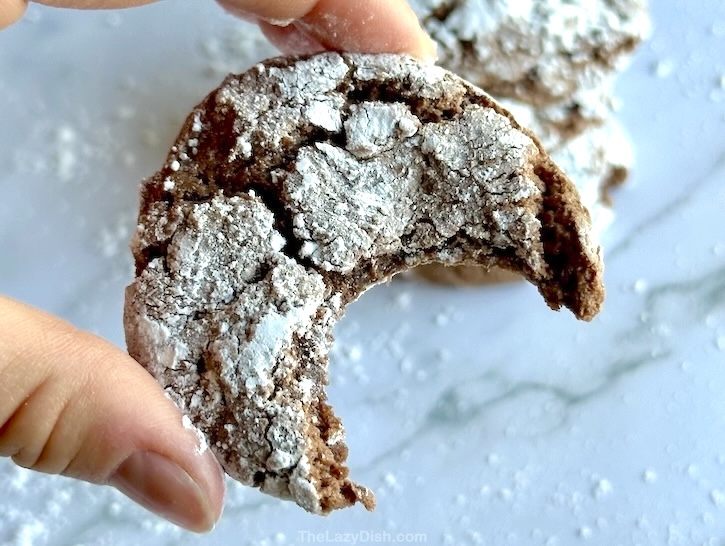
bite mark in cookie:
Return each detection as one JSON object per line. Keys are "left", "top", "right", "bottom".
{"left": 415, "top": 118, "right": 632, "bottom": 285}
{"left": 124, "top": 53, "right": 604, "bottom": 514}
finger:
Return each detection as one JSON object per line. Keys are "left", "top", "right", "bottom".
{"left": 0, "top": 0, "right": 27, "bottom": 30}
{"left": 258, "top": 19, "right": 326, "bottom": 56}
{"left": 31, "top": 0, "right": 158, "bottom": 9}
{"left": 215, "top": 0, "right": 317, "bottom": 24}
{"left": 217, "top": 0, "right": 437, "bottom": 62}
{"left": 0, "top": 296, "right": 224, "bottom": 533}
{"left": 298, "top": 0, "right": 436, "bottom": 61}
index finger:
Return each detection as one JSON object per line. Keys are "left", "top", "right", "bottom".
{"left": 218, "top": 0, "right": 437, "bottom": 62}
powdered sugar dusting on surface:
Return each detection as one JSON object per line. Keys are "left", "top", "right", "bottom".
{"left": 0, "top": 459, "right": 185, "bottom": 545}
{"left": 182, "top": 414, "right": 209, "bottom": 455}
{"left": 274, "top": 54, "right": 550, "bottom": 276}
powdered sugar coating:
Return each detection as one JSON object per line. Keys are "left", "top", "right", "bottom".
{"left": 125, "top": 195, "right": 342, "bottom": 513}
{"left": 412, "top": 83, "right": 633, "bottom": 287}
{"left": 125, "top": 53, "right": 604, "bottom": 514}
{"left": 497, "top": 80, "right": 616, "bottom": 151}
{"left": 409, "top": 0, "right": 650, "bottom": 104}
{"left": 499, "top": 95, "right": 633, "bottom": 237}
{"left": 285, "top": 106, "right": 540, "bottom": 274}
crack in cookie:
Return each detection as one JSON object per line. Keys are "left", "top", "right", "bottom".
{"left": 124, "top": 53, "right": 604, "bottom": 514}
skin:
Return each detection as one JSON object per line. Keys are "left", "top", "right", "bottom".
{"left": 0, "top": 0, "right": 434, "bottom": 534}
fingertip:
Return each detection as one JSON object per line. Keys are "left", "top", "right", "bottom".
{"left": 109, "top": 447, "right": 224, "bottom": 533}
{"left": 215, "top": 0, "right": 316, "bottom": 23}
{"left": 217, "top": 0, "right": 437, "bottom": 62}
{"left": 416, "top": 31, "right": 438, "bottom": 65}
{"left": 258, "top": 20, "right": 326, "bottom": 56}
{"left": 298, "top": 0, "right": 438, "bottom": 62}
{"left": 80, "top": 340, "right": 227, "bottom": 529}
{"left": 0, "top": 0, "right": 27, "bottom": 31}
{"left": 103, "top": 373, "right": 226, "bottom": 530}
{"left": 100, "top": 379, "right": 226, "bottom": 531}
{"left": 0, "top": 295, "right": 226, "bottom": 531}
{"left": 181, "top": 433, "right": 226, "bottom": 530}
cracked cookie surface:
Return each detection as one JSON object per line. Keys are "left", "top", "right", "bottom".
{"left": 124, "top": 52, "right": 604, "bottom": 513}
{"left": 415, "top": 117, "right": 631, "bottom": 285}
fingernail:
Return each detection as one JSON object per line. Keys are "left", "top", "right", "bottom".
{"left": 417, "top": 33, "right": 439, "bottom": 65}
{"left": 109, "top": 451, "right": 216, "bottom": 532}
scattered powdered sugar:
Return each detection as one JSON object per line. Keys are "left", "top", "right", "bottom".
{"left": 343, "top": 344, "right": 364, "bottom": 362}
{"left": 392, "top": 290, "right": 413, "bottom": 310}
{"left": 6, "top": 519, "right": 47, "bottom": 546}
{"left": 198, "top": 24, "right": 277, "bottom": 79}
{"left": 0, "top": 459, "right": 184, "bottom": 545}
{"left": 382, "top": 472, "right": 402, "bottom": 492}
{"left": 643, "top": 469, "right": 658, "bottom": 484}
{"left": 96, "top": 212, "right": 137, "bottom": 260}
{"left": 53, "top": 125, "right": 79, "bottom": 182}
{"left": 5, "top": 465, "right": 32, "bottom": 491}
{"left": 592, "top": 478, "right": 613, "bottom": 499}
{"left": 653, "top": 59, "right": 676, "bottom": 79}
{"left": 12, "top": 122, "right": 102, "bottom": 183}
{"left": 633, "top": 279, "right": 649, "bottom": 294}
{"left": 710, "top": 489, "right": 725, "bottom": 507}
{"left": 434, "top": 311, "right": 450, "bottom": 327}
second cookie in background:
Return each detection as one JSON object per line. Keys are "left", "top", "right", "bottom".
{"left": 409, "top": 0, "right": 650, "bottom": 285}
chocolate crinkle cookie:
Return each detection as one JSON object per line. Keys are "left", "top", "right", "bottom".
{"left": 415, "top": 117, "right": 631, "bottom": 286}
{"left": 124, "top": 53, "right": 604, "bottom": 514}
{"left": 409, "top": 0, "right": 651, "bottom": 105}
{"left": 410, "top": 0, "right": 649, "bottom": 285}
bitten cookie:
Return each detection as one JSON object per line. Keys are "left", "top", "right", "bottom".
{"left": 408, "top": 0, "right": 650, "bottom": 105}
{"left": 124, "top": 53, "right": 604, "bottom": 514}
{"left": 415, "top": 118, "right": 631, "bottom": 285}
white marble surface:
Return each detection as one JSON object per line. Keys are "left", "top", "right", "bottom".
{"left": 1, "top": 2, "right": 725, "bottom": 545}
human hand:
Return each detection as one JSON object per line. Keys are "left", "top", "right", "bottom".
{"left": 0, "top": 296, "right": 226, "bottom": 532}
{"left": 216, "top": 0, "right": 436, "bottom": 61}
{"left": 0, "top": 0, "right": 436, "bottom": 61}
{"left": 0, "top": 0, "right": 434, "bottom": 534}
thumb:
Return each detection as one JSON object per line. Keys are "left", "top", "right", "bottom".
{"left": 2, "top": 0, "right": 160, "bottom": 30}
{"left": 0, "top": 0, "right": 26, "bottom": 30}
{"left": 0, "top": 295, "right": 225, "bottom": 533}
